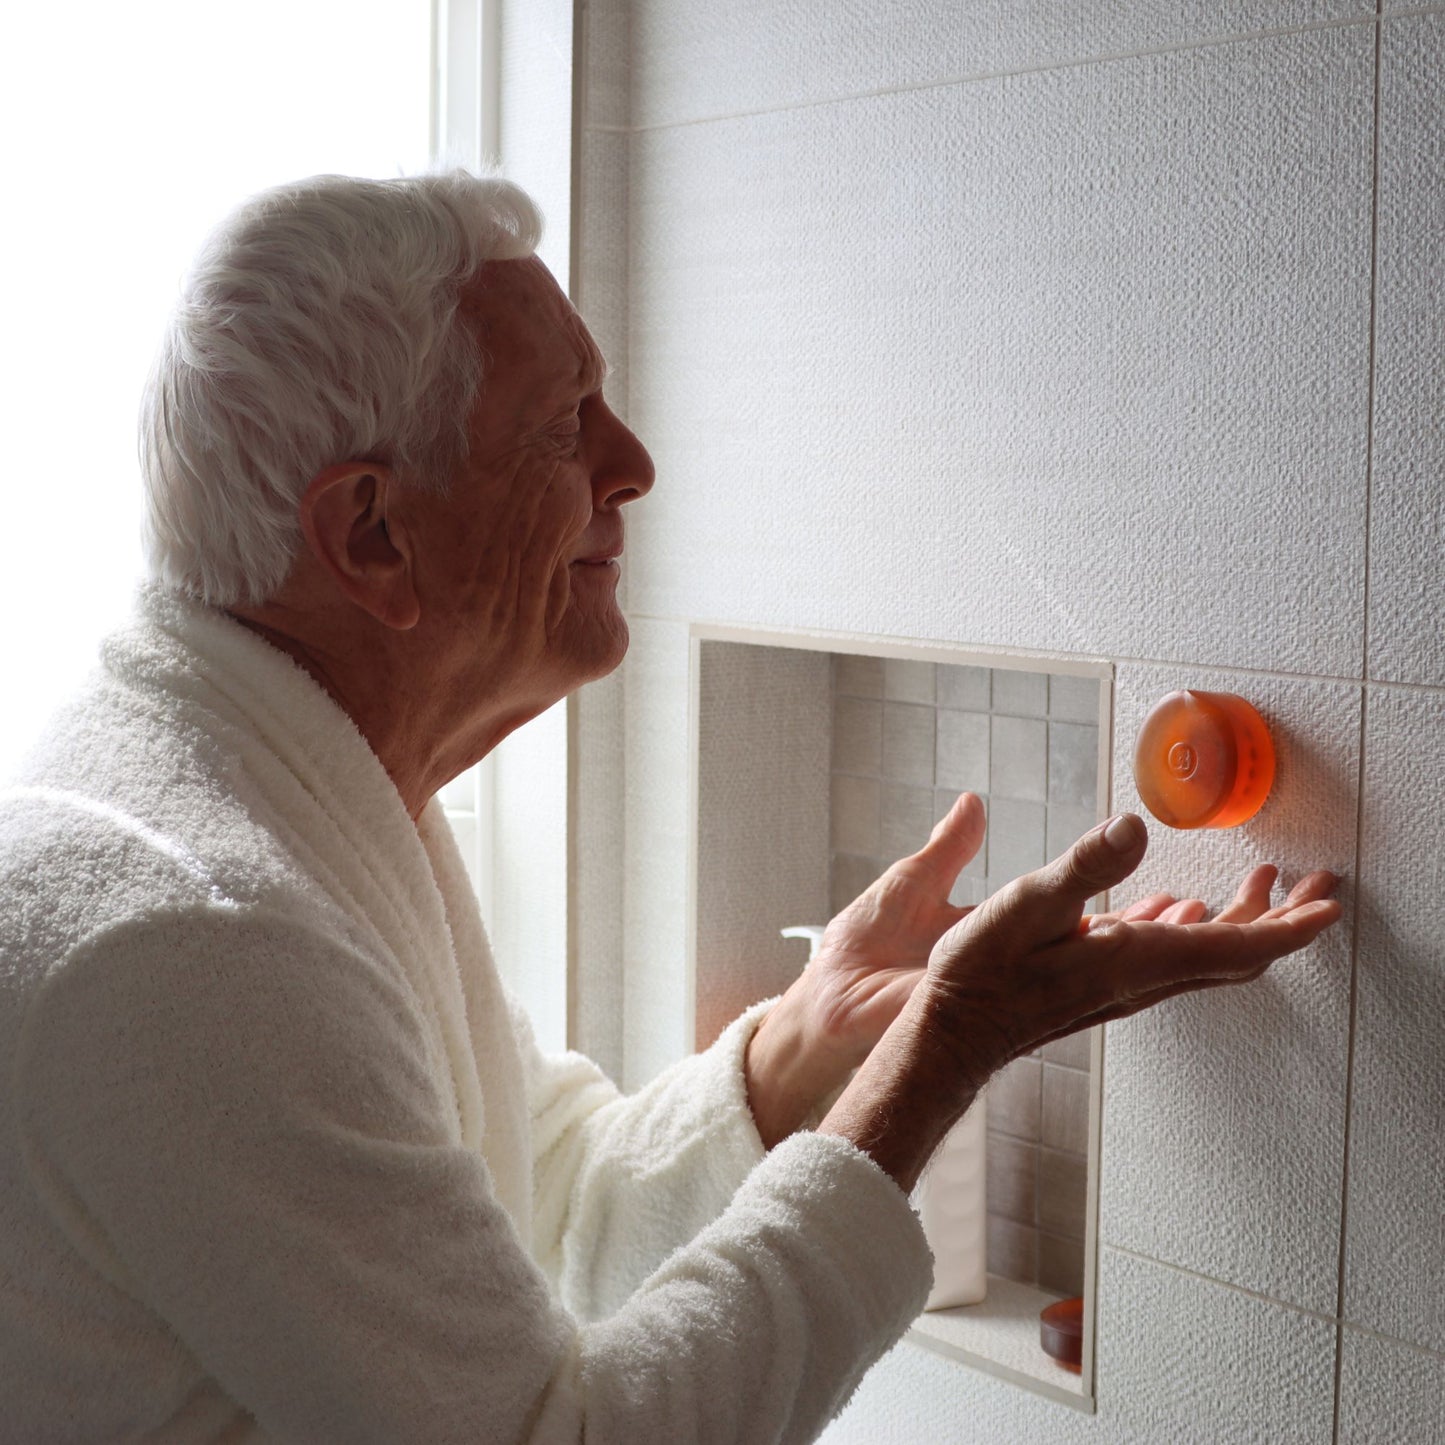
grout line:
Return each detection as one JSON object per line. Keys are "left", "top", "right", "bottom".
{"left": 627, "top": 12, "right": 1377, "bottom": 136}
{"left": 627, "top": 614, "right": 1445, "bottom": 694}
{"left": 1103, "top": 1243, "right": 1341, "bottom": 1325}
{"left": 1333, "top": 4, "right": 1385, "bottom": 1434}
{"left": 1338, "top": 1319, "right": 1445, "bottom": 1365}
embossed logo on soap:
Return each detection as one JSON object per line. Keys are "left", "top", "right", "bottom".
{"left": 1167, "top": 741, "right": 1197, "bottom": 780}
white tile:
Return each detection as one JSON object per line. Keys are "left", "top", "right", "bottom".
{"left": 576, "top": 127, "right": 630, "bottom": 421}
{"left": 632, "top": 0, "right": 1368, "bottom": 130}
{"left": 884, "top": 657, "right": 935, "bottom": 703}
{"left": 1047, "top": 802, "right": 1100, "bottom": 861}
{"left": 1043, "top": 1030, "right": 1092, "bottom": 1072}
{"left": 1344, "top": 687, "right": 1445, "bottom": 1351}
{"left": 622, "top": 619, "right": 694, "bottom": 1088}
{"left": 1038, "top": 1231, "right": 1085, "bottom": 1298}
{"left": 580, "top": 0, "right": 628, "bottom": 129}
{"left": 1050, "top": 672, "right": 1102, "bottom": 723}
{"left": 499, "top": 0, "right": 573, "bottom": 287}
{"left": 937, "top": 663, "right": 991, "bottom": 711}
{"left": 991, "top": 669, "right": 1049, "bottom": 718}
{"left": 882, "top": 702, "right": 935, "bottom": 786}
{"left": 986, "top": 1213, "right": 1038, "bottom": 1285}
{"left": 986, "top": 798, "right": 1047, "bottom": 884}
{"left": 1042, "top": 1064, "right": 1090, "bottom": 1153}
{"left": 696, "top": 645, "right": 832, "bottom": 1049}
{"left": 832, "top": 695, "right": 882, "bottom": 775}
{"left": 571, "top": 670, "right": 628, "bottom": 1079}
{"left": 986, "top": 1056, "right": 1041, "bottom": 1141}
{"left": 986, "top": 1131, "right": 1038, "bottom": 1226}
{"left": 990, "top": 717, "right": 1048, "bottom": 803}
{"left": 1367, "top": 13, "right": 1445, "bottom": 686}
{"left": 830, "top": 852, "right": 879, "bottom": 916}
{"left": 1091, "top": 1250, "right": 1338, "bottom": 1442}
{"left": 833, "top": 652, "right": 883, "bottom": 698}
{"left": 830, "top": 772, "right": 880, "bottom": 856}
{"left": 1338, "top": 1329, "right": 1445, "bottom": 1444}
{"left": 880, "top": 782, "right": 935, "bottom": 862}
{"left": 628, "top": 28, "right": 1373, "bottom": 674}
{"left": 1101, "top": 663, "right": 1359, "bottom": 1314}
{"left": 1048, "top": 721, "right": 1099, "bottom": 806}
{"left": 822, "top": 1247, "right": 1337, "bottom": 1443}
{"left": 936, "top": 709, "right": 990, "bottom": 793}
{"left": 1038, "top": 1148, "right": 1088, "bottom": 1238}
{"left": 491, "top": 703, "right": 570, "bottom": 1054}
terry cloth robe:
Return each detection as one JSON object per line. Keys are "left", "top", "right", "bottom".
{"left": 0, "top": 587, "right": 932, "bottom": 1444}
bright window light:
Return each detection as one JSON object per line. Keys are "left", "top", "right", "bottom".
{"left": 0, "top": 1, "right": 432, "bottom": 771}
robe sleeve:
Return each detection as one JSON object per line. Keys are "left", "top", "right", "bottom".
{"left": 18, "top": 910, "right": 931, "bottom": 1445}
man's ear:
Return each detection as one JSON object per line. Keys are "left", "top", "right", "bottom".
{"left": 298, "top": 463, "right": 420, "bottom": 629}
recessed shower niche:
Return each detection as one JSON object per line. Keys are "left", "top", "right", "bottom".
{"left": 688, "top": 625, "right": 1112, "bottom": 1408}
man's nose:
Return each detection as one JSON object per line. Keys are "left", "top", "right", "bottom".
{"left": 593, "top": 402, "right": 655, "bottom": 508}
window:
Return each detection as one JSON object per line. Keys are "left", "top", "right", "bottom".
{"left": 0, "top": 1, "right": 432, "bottom": 770}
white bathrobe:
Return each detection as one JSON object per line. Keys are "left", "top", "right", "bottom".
{"left": 0, "top": 588, "right": 931, "bottom": 1443}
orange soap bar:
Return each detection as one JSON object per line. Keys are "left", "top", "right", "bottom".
{"left": 1133, "top": 691, "right": 1275, "bottom": 830}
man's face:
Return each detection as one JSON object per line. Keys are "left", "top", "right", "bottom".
{"left": 408, "top": 256, "right": 653, "bottom": 713}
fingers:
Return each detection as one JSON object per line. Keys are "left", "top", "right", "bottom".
{"left": 1213, "top": 865, "right": 1279, "bottom": 924}
{"left": 1260, "top": 869, "right": 1339, "bottom": 921}
{"left": 894, "top": 792, "right": 987, "bottom": 891}
{"left": 1082, "top": 898, "right": 1342, "bottom": 1000}
{"left": 1081, "top": 893, "right": 1177, "bottom": 933}
{"left": 1158, "top": 898, "right": 1208, "bottom": 925}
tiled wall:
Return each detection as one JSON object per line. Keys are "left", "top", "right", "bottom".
{"left": 829, "top": 656, "right": 1100, "bottom": 1298}
{"left": 567, "top": 0, "right": 1445, "bottom": 1437}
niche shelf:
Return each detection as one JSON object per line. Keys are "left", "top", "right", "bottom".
{"left": 688, "top": 623, "right": 1111, "bottom": 1411}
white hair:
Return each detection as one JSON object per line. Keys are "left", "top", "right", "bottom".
{"left": 139, "top": 171, "right": 543, "bottom": 606}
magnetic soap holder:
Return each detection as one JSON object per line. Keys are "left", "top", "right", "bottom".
{"left": 1132, "top": 691, "right": 1275, "bottom": 830}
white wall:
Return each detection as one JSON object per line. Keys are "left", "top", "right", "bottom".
{"left": 568, "top": 0, "right": 1445, "bottom": 1437}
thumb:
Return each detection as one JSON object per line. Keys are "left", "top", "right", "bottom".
{"left": 999, "top": 813, "right": 1149, "bottom": 941}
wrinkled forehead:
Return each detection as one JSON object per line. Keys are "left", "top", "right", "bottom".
{"left": 459, "top": 255, "right": 606, "bottom": 393}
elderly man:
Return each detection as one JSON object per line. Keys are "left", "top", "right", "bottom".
{"left": 0, "top": 173, "right": 1339, "bottom": 1442}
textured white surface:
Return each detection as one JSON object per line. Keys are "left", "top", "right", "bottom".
{"left": 1344, "top": 687, "right": 1445, "bottom": 1351}
{"left": 576, "top": 126, "right": 631, "bottom": 421}
{"left": 1366, "top": 12, "right": 1445, "bottom": 686}
{"left": 694, "top": 644, "right": 831, "bottom": 1049}
{"left": 628, "top": 27, "right": 1373, "bottom": 673}
{"left": 567, "top": 1, "right": 1445, "bottom": 1434}
{"left": 1337, "top": 1329, "right": 1445, "bottom": 1444}
{"left": 621, "top": 619, "right": 693, "bottom": 1088}
{"left": 491, "top": 701, "right": 570, "bottom": 1053}
{"left": 1100, "top": 664, "right": 1359, "bottom": 1313}
{"left": 908, "top": 1274, "right": 1081, "bottom": 1403}
{"left": 991, "top": 717, "right": 1048, "bottom": 802}
{"left": 823, "top": 1247, "right": 1336, "bottom": 1442}
{"left": 499, "top": 0, "right": 573, "bottom": 289}
{"left": 570, "top": 672, "right": 626, "bottom": 1078}
{"left": 631, "top": 0, "right": 1369, "bottom": 130}
{"left": 580, "top": 0, "right": 627, "bottom": 130}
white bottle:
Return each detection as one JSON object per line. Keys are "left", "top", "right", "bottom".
{"left": 914, "top": 1096, "right": 988, "bottom": 1310}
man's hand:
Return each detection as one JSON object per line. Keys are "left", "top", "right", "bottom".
{"left": 816, "top": 813, "right": 1341, "bottom": 1191}
{"left": 744, "top": 793, "right": 985, "bottom": 1147}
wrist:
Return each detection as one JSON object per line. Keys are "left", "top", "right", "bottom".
{"left": 816, "top": 987, "right": 992, "bottom": 1193}
{"left": 744, "top": 983, "right": 856, "bottom": 1149}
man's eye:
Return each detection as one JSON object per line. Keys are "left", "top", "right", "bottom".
{"left": 549, "top": 420, "right": 582, "bottom": 452}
